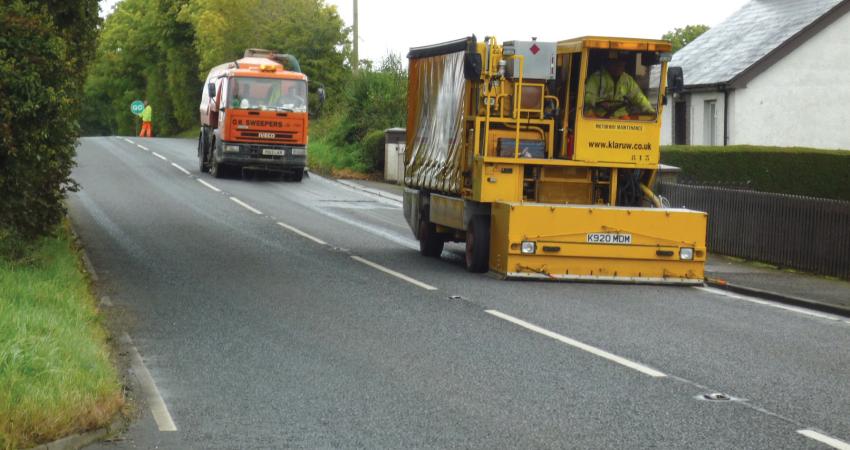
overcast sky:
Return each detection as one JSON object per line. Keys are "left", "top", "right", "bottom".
{"left": 99, "top": 0, "right": 750, "bottom": 63}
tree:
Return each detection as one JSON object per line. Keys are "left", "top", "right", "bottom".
{"left": 662, "top": 25, "right": 710, "bottom": 53}
{"left": 0, "top": 0, "right": 99, "bottom": 254}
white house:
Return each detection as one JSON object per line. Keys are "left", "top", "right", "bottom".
{"left": 661, "top": 0, "right": 850, "bottom": 150}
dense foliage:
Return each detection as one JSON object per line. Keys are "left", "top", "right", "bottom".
{"left": 309, "top": 55, "right": 408, "bottom": 174}
{"left": 82, "top": 0, "right": 349, "bottom": 137}
{"left": 661, "top": 145, "right": 850, "bottom": 201}
{"left": 662, "top": 25, "right": 710, "bottom": 53}
{"left": 0, "top": 0, "right": 99, "bottom": 254}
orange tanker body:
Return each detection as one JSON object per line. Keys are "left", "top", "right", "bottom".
{"left": 198, "top": 49, "right": 323, "bottom": 181}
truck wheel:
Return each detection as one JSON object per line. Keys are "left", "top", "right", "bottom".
{"left": 198, "top": 132, "right": 209, "bottom": 172}
{"left": 418, "top": 219, "right": 444, "bottom": 257}
{"left": 210, "top": 157, "right": 225, "bottom": 179}
{"left": 465, "top": 215, "right": 490, "bottom": 273}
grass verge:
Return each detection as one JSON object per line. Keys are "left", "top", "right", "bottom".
{"left": 307, "top": 139, "right": 373, "bottom": 177}
{"left": 174, "top": 128, "right": 198, "bottom": 139}
{"left": 0, "top": 222, "right": 123, "bottom": 449}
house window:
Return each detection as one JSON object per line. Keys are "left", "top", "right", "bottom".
{"left": 703, "top": 100, "right": 717, "bottom": 146}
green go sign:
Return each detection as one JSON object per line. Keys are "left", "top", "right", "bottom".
{"left": 130, "top": 100, "right": 145, "bottom": 116}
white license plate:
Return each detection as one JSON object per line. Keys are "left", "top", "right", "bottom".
{"left": 262, "top": 149, "right": 285, "bottom": 156}
{"left": 586, "top": 233, "right": 632, "bottom": 245}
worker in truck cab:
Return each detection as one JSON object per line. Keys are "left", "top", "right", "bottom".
{"left": 584, "top": 53, "right": 655, "bottom": 119}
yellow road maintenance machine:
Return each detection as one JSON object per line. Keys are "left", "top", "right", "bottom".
{"left": 403, "top": 36, "right": 706, "bottom": 283}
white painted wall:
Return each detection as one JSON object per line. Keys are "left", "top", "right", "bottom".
{"left": 729, "top": 11, "right": 850, "bottom": 150}
{"left": 660, "top": 97, "right": 673, "bottom": 145}
{"left": 688, "top": 91, "right": 726, "bottom": 146}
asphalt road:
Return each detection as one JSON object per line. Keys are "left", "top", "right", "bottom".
{"left": 70, "top": 136, "right": 850, "bottom": 449}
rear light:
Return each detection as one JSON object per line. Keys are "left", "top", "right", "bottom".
{"left": 291, "top": 148, "right": 306, "bottom": 156}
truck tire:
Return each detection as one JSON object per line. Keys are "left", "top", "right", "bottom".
{"left": 418, "top": 218, "right": 444, "bottom": 257}
{"left": 465, "top": 215, "right": 490, "bottom": 273}
{"left": 210, "top": 156, "right": 225, "bottom": 179}
{"left": 198, "top": 131, "right": 210, "bottom": 173}
{"left": 289, "top": 169, "right": 304, "bottom": 182}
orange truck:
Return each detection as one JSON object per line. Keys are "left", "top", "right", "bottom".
{"left": 198, "top": 49, "right": 323, "bottom": 181}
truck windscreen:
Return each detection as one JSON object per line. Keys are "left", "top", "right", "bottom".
{"left": 228, "top": 77, "right": 307, "bottom": 112}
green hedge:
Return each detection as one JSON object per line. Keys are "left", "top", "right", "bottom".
{"left": 661, "top": 145, "right": 850, "bottom": 201}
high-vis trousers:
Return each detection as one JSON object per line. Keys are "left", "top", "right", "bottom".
{"left": 139, "top": 121, "right": 152, "bottom": 137}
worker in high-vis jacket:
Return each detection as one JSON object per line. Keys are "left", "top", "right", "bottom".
{"left": 584, "top": 55, "right": 655, "bottom": 119}
{"left": 139, "top": 100, "right": 153, "bottom": 137}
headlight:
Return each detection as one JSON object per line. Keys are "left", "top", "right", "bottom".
{"left": 291, "top": 147, "right": 306, "bottom": 156}
{"left": 679, "top": 247, "right": 694, "bottom": 260}
{"left": 521, "top": 241, "right": 536, "bottom": 254}
{"left": 224, "top": 144, "right": 240, "bottom": 153}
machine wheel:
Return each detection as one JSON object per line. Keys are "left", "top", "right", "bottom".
{"left": 198, "top": 131, "right": 210, "bottom": 173}
{"left": 465, "top": 215, "right": 490, "bottom": 273}
{"left": 418, "top": 218, "right": 444, "bottom": 257}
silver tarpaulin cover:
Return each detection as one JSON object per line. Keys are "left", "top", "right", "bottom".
{"left": 405, "top": 50, "right": 466, "bottom": 194}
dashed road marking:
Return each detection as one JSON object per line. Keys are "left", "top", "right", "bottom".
{"left": 123, "top": 138, "right": 134, "bottom": 144}
{"left": 123, "top": 333, "right": 177, "bottom": 432}
{"left": 230, "top": 196, "right": 263, "bottom": 215}
{"left": 171, "top": 163, "right": 191, "bottom": 175}
{"left": 137, "top": 144, "right": 149, "bottom": 151}
{"left": 797, "top": 429, "right": 850, "bottom": 450}
{"left": 197, "top": 179, "right": 221, "bottom": 192}
{"left": 485, "top": 309, "right": 667, "bottom": 378}
{"left": 277, "top": 222, "right": 327, "bottom": 245}
{"left": 152, "top": 152, "right": 168, "bottom": 161}
{"left": 351, "top": 255, "right": 438, "bottom": 291}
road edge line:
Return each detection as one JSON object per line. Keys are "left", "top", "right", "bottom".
{"left": 704, "top": 278, "right": 850, "bottom": 318}
{"left": 123, "top": 333, "right": 177, "bottom": 432}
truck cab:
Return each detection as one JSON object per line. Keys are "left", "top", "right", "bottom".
{"left": 198, "top": 50, "right": 310, "bottom": 181}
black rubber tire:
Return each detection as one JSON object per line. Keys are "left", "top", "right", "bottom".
{"left": 418, "top": 218, "right": 444, "bottom": 257}
{"left": 210, "top": 156, "right": 225, "bottom": 179}
{"left": 198, "top": 131, "right": 210, "bottom": 173}
{"left": 465, "top": 215, "right": 490, "bottom": 273}
{"left": 289, "top": 170, "right": 304, "bottom": 182}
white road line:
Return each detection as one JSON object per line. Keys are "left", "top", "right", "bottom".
{"left": 197, "top": 179, "right": 221, "bottom": 192}
{"left": 277, "top": 222, "right": 327, "bottom": 245}
{"left": 229, "top": 196, "right": 263, "bottom": 215}
{"left": 485, "top": 310, "right": 667, "bottom": 378}
{"left": 797, "top": 429, "right": 850, "bottom": 450}
{"left": 80, "top": 250, "right": 98, "bottom": 281}
{"left": 171, "top": 163, "right": 191, "bottom": 175}
{"left": 152, "top": 152, "right": 168, "bottom": 161}
{"left": 123, "top": 138, "right": 134, "bottom": 144}
{"left": 695, "top": 287, "right": 848, "bottom": 323}
{"left": 123, "top": 333, "right": 177, "bottom": 432}
{"left": 351, "top": 255, "right": 438, "bottom": 291}
{"left": 137, "top": 144, "right": 149, "bottom": 151}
